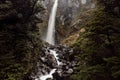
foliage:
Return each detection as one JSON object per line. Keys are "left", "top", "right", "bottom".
{"left": 0, "top": 0, "right": 44, "bottom": 80}
{"left": 72, "top": 0, "right": 120, "bottom": 80}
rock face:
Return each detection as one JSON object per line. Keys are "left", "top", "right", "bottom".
{"left": 32, "top": 45, "right": 77, "bottom": 80}
{"left": 39, "top": 0, "right": 95, "bottom": 44}
{"left": 43, "top": 0, "right": 89, "bottom": 18}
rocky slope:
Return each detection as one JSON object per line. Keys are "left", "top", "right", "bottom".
{"left": 1, "top": 0, "right": 119, "bottom": 80}
{"left": 71, "top": 0, "right": 120, "bottom": 80}
{"left": 38, "top": 0, "right": 95, "bottom": 44}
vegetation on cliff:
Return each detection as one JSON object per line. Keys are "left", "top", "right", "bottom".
{"left": 0, "top": 0, "right": 120, "bottom": 80}
{"left": 0, "top": 0, "right": 44, "bottom": 80}
{"left": 72, "top": 0, "right": 120, "bottom": 80}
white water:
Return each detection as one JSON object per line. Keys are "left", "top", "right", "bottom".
{"left": 45, "top": 0, "right": 58, "bottom": 45}
{"left": 35, "top": 0, "right": 60, "bottom": 80}
{"left": 38, "top": 50, "right": 62, "bottom": 80}
{"left": 81, "top": 0, "right": 86, "bottom": 4}
{"left": 39, "top": 69, "right": 56, "bottom": 80}
{"left": 50, "top": 50, "right": 62, "bottom": 66}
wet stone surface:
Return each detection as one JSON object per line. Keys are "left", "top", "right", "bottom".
{"left": 32, "top": 44, "right": 77, "bottom": 80}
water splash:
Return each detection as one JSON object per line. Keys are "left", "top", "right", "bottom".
{"left": 45, "top": 0, "right": 58, "bottom": 45}
{"left": 39, "top": 69, "right": 56, "bottom": 80}
{"left": 50, "top": 50, "right": 62, "bottom": 66}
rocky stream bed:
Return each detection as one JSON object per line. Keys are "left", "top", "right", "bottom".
{"left": 31, "top": 45, "right": 77, "bottom": 80}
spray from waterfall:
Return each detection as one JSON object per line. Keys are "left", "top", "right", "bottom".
{"left": 81, "top": 0, "right": 87, "bottom": 4}
{"left": 45, "top": 0, "right": 58, "bottom": 45}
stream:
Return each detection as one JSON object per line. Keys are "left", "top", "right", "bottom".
{"left": 34, "top": 0, "right": 76, "bottom": 80}
{"left": 34, "top": 45, "right": 76, "bottom": 80}
{"left": 38, "top": 49, "right": 62, "bottom": 80}
{"left": 35, "top": 0, "right": 61, "bottom": 79}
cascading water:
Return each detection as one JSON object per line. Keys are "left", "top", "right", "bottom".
{"left": 45, "top": 0, "right": 58, "bottom": 45}
{"left": 35, "top": 0, "right": 60, "bottom": 80}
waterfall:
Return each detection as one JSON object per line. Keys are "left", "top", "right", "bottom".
{"left": 45, "top": 0, "right": 58, "bottom": 45}
{"left": 35, "top": 0, "right": 60, "bottom": 80}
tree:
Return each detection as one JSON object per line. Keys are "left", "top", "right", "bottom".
{"left": 0, "top": 0, "right": 44, "bottom": 80}
{"left": 72, "top": 0, "right": 120, "bottom": 80}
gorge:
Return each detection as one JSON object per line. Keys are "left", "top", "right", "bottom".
{"left": 35, "top": 0, "right": 74, "bottom": 80}
{"left": 0, "top": 0, "right": 120, "bottom": 80}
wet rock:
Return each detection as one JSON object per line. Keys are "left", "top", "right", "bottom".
{"left": 32, "top": 44, "right": 76, "bottom": 80}
{"left": 53, "top": 71, "right": 63, "bottom": 80}
{"left": 66, "top": 68, "right": 73, "bottom": 74}
{"left": 46, "top": 78, "right": 53, "bottom": 80}
{"left": 46, "top": 54, "right": 58, "bottom": 68}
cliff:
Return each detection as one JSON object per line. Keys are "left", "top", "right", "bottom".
{"left": 39, "top": 0, "right": 95, "bottom": 44}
